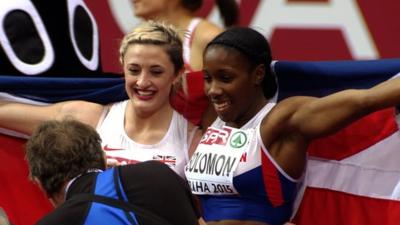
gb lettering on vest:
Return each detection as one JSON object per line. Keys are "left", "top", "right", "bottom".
{"left": 185, "top": 126, "right": 254, "bottom": 195}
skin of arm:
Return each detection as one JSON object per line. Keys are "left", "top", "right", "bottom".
{"left": 261, "top": 77, "right": 400, "bottom": 178}
{"left": 291, "top": 77, "right": 400, "bottom": 140}
{"left": 0, "top": 100, "right": 104, "bottom": 135}
{"left": 191, "top": 21, "right": 221, "bottom": 130}
{"left": 189, "top": 20, "right": 222, "bottom": 71}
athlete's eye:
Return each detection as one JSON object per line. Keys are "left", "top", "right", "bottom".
{"left": 150, "top": 67, "right": 164, "bottom": 76}
{"left": 128, "top": 66, "right": 140, "bottom": 75}
{"left": 219, "top": 73, "right": 233, "bottom": 83}
{"left": 203, "top": 70, "right": 212, "bottom": 82}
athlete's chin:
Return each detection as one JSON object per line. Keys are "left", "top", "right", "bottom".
{"left": 218, "top": 112, "right": 235, "bottom": 124}
{"left": 132, "top": 8, "right": 146, "bottom": 18}
{"left": 133, "top": 11, "right": 145, "bottom": 18}
{"left": 133, "top": 10, "right": 155, "bottom": 20}
{"left": 132, "top": 101, "right": 155, "bottom": 111}
{"left": 214, "top": 105, "right": 233, "bottom": 122}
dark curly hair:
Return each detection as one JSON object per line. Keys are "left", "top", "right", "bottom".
{"left": 205, "top": 27, "right": 277, "bottom": 98}
{"left": 26, "top": 119, "right": 105, "bottom": 198}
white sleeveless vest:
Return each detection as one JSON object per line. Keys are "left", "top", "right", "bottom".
{"left": 97, "top": 100, "right": 191, "bottom": 178}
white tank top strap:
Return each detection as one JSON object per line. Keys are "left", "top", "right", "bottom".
{"left": 241, "top": 100, "right": 276, "bottom": 129}
{"left": 95, "top": 104, "right": 112, "bottom": 130}
{"left": 96, "top": 101, "right": 126, "bottom": 138}
{"left": 187, "top": 125, "right": 198, "bottom": 146}
{"left": 186, "top": 125, "right": 199, "bottom": 161}
{"left": 172, "top": 110, "right": 190, "bottom": 162}
{"left": 183, "top": 17, "right": 202, "bottom": 65}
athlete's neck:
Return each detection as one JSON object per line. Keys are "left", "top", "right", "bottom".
{"left": 50, "top": 183, "right": 68, "bottom": 207}
{"left": 124, "top": 101, "right": 174, "bottom": 144}
{"left": 227, "top": 95, "right": 269, "bottom": 128}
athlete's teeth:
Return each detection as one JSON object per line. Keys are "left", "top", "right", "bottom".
{"left": 216, "top": 102, "right": 228, "bottom": 107}
{"left": 137, "top": 90, "right": 152, "bottom": 96}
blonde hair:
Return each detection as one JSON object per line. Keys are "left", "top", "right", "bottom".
{"left": 119, "top": 21, "right": 184, "bottom": 74}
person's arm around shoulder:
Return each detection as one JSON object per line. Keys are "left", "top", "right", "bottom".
{"left": 193, "top": 21, "right": 222, "bottom": 129}
{"left": 56, "top": 100, "right": 105, "bottom": 128}
{"left": 190, "top": 20, "right": 222, "bottom": 71}
{"left": 194, "top": 20, "right": 222, "bottom": 47}
{"left": 0, "top": 100, "right": 104, "bottom": 135}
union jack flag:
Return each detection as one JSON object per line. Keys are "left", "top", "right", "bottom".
{"left": 152, "top": 155, "right": 177, "bottom": 167}
{"left": 2, "top": 59, "right": 400, "bottom": 225}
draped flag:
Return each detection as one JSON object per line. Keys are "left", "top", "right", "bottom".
{"left": 0, "top": 75, "right": 128, "bottom": 225}
{"left": 274, "top": 59, "right": 400, "bottom": 225}
{"left": 1, "top": 59, "right": 400, "bottom": 225}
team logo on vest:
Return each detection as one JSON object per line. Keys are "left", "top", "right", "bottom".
{"left": 230, "top": 131, "right": 247, "bottom": 148}
{"left": 200, "top": 127, "right": 232, "bottom": 145}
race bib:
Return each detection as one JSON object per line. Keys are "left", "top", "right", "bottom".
{"left": 185, "top": 126, "right": 254, "bottom": 195}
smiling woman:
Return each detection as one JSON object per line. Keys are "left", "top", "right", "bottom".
{"left": 0, "top": 21, "right": 201, "bottom": 180}
{"left": 185, "top": 27, "right": 400, "bottom": 225}
{"left": 122, "top": 44, "right": 177, "bottom": 116}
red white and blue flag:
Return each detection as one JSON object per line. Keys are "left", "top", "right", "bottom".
{"left": 275, "top": 60, "right": 400, "bottom": 225}
{"left": 1, "top": 59, "right": 400, "bottom": 225}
